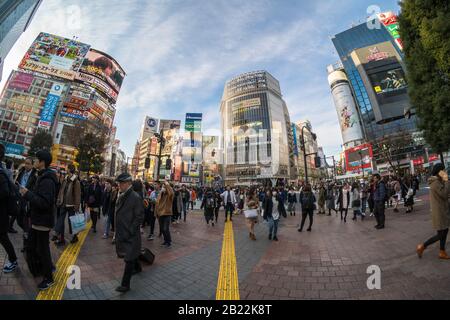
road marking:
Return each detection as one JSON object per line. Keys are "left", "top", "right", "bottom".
{"left": 216, "top": 220, "right": 240, "bottom": 300}
{"left": 36, "top": 221, "right": 92, "bottom": 300}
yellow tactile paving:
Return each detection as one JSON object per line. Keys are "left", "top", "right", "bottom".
{"left": 36, "top": 220, "right": 92, "bottom": 300}
{"left": 216, "top": 220, "right": 240, "bottom": 300}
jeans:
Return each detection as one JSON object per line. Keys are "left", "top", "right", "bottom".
{"left": 55, "top": 207, "right": 76, "bottom": 236}
{"left": 225, "top": 203, "right": 234, "bottom": 221}
{"left": 300, "top": 209, "right": 314, "bottom": 230}
{"left": 353, "top": 209, "right": 363, "bottom": 220}
{"left": 268, "top": 217, "right": 279, "bottom": 238}
{"left": 121, "top": 259, "right": 141, "bottom": 288}
{"left": 0, "top": 232, "right": 17, "bottom": 263}
{"left": 424, "top": 229, "right": 449, "bottom": 251}
{"left": 148, "top": 211, "right": 156, "bottom": 236}
{"left": 29, "top": 228, "right": 53, "bottom": 281}
{"left": 182, "top": 202, "right": 188, "bottom": 221}
{"left": 373, "top": 201, "right": 385, "bottom": 227}
{"left": 160, "top": 216, "right": 172, "bottom": 245}
{"left": 104, "top": 212, "right": 115, "bottom": 236}
{"left": 361, "top": 198, "right": 367, "bottom": 214}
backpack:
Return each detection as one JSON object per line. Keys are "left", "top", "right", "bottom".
{"left": 0, "top": 168, "right": 20, "bottom": 217}
{"left": 302, "top": 192, "right": 314, "bottom": 210}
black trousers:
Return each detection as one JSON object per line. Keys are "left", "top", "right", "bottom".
{"left": 300, "top": 209, "right": 314, "bottom": 230}
{"left": 121, "top": 259, "right": 141, "bottom": 288}
{"left": 373, "top": 201, "right": 385, "bottom": 227}
{"left": 340, "top": 208, "right": 348, "bottom": 220}
{"left": 0, "top": 232, "right": 17, "bottom": 263}
{"left": 160, "top": 216, "right": 172, "bottom": 245}
{"left": 214, "top": 207, "right": 220, "bottom": 222}
{"left": 424, "top": 228, "right": 449, "bottom": 251}
{"left": 148, "top": 211, "right": 156, "bottom": 235}
{"left": 29, "top": 229, "right": 53, "bottom": 281}
{"left": 90, "top": 208, "right": 99, "bottom": 230}
{"left": 225, "top": 203, "right": 234, "bottom": 221}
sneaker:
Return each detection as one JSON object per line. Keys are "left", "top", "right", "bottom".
{"left": 55, "top": 240, "right": 66, "bottom": 246}
{"left": 273, "top": 236, "right": 278, "bottom": 242}
{"left": 3, "top": 261, "right": 18, "bottom": 273}
{"left": 102, "top": 234, "right": 108, "bottom": 239}
{"left": 164, "top": 243, "right": 172, "bottom": 248}
{"left": 51, "top": 235, "right": 58, "bottom": 242}
{"left": 298, "top": 229, "right": 303, "bottom": 232}
{"left": 38, "top": 279, "right": 55, "bottom": 291}
{"left": 307, "top": 228, "right": 312, "bottom": 232}
{"left": 147, "top": 235, "right": 155, "bottom": 241}
{"left": 212, "top": 222, "right": 215, "bottom": 227}
{"left": 376, "top": 225, "right": 385, "bottom": 230}
{"left": 160, "top": 242, "right": 168, "bottom": 247}
{"left": 115, "top": 286, "right": 130, "bottom": 293}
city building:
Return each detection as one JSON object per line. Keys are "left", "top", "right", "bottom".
{"left": 0, "top": 0, "right": 42, "bottom": 82}
{"left": 329, "top": 11, "right": 426, "bottom": 175}
{"left": 220, "top": 70, "right": 295, "bottom": 186}
{"left": 0, "top": 32, "right": 125, "bottom": 171}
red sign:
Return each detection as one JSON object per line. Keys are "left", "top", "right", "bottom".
{"left": 429, "top": 154, "right": 439, "bottom": 162}
{"left": 345, "top": 143, "right": 373, "bottom": 173}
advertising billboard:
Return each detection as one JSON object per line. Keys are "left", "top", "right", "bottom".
{"left": 79, "top": 49, "right": 125, "bottom": 94}
{"left": 160, "top": 120, "right": 181, "bottom": 156}
{"left": 140, "top": 116, "right": 159, "bottom": 140}
{"left": 345, "top": 144, "right": 373, "bottom": 173}
{"left": 75, "top": 72, "right": 119, "bottom": 101}
{"left": 39, "top": 82, "right": 65, "bottom": 128}
{"left": 377, "top": 12, "right": 403, "bottom": 51}
{"left": 185, "top": 113, "right": 203, "bottom": 133}
{"left": 203, "top": 136, "right": 220, "bottom": 164}
{"left": 368, "top": 67, "right": 407, "bottom": 97}
{"left": 19, "top": 32, "right": 90, "bottom": 80}
{"left": 8, "top": 71, "right": 34, "bottom": 91}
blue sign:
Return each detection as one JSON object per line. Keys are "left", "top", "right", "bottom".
{"left": 186, "top": 113, "right": 203, "bottom": 121}
{"left": 147, "top": 118, "right": 157, "bottom": 128}
{"left": 4, "top": 142, "right": 25, "bottom": 156}
{"left": 39, "top": 83, "right": 63, "bottom": 128}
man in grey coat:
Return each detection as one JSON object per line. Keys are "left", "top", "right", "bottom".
{"left": 114, "top": 173, "right": 144, "bottom": 293}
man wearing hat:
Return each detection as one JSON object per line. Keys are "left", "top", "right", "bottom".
{"left": 114, "top": 173, "right": 144, "bottom": 293}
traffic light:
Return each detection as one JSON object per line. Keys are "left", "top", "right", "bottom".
{"left": 166, "top": 158, "right": 172, "bottom": 170}
{"left": 145, "top": 157, "right": 151, "bottom": 169}
{"left": 314, "top": 156, "right": 322, "bottom": 168}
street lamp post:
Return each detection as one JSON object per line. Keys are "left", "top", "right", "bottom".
{"left": 154, "top": 130, "right": 166, "bottom": 182}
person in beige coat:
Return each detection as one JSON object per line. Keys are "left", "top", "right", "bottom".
{"left": 156, "top": 181, "right": 174, "bottom": 248}
{"left": 417, "top": 163, "right": 450, "bottom": 260}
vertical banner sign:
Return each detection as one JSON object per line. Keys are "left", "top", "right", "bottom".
{"left": 291, "top": 124, "right": 299, "bottom": 156}
{"left": 39, "top": 83, "right": 64, "bottom": 128}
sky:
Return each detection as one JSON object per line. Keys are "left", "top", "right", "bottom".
{"left": 0, "top": 0, "right": 401, "bottom": 160}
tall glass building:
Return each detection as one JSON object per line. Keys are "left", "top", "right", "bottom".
{"left": 220, "top": 71, "right": 295, "bottom": 186}
{"left": 0, "top": 0, "right": 42, "bottom": 82}
{"left": 330, "top": 14, "right": 424, "bottom": 173}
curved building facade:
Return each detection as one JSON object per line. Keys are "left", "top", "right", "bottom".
{"left": 220, "top": 71, "right": 294, "bottom": 186}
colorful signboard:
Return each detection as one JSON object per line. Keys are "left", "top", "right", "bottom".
{"left": 39, "top": 83, "right": 64, "bottom": 128}
{"left": 345, "top": 143, "right": 373, "bottom": 173}
{"left": 75, "top": 72, "right": 119, "bottom": 101}
{"left": 3, "top": 142, "right": 25, "bottom": 156}
{"left": 19, "top": 32, "right": 90, "bottom": 80}
{"left": 377, "top": 12, "right": 403, "bottom": 51}
{"left": 159, "top": 120, "right": 181, "bottom": 156}
{"left": 8, "top": 72, "right": 34, "bottom": 91}
{"left": 185, "top": 113, "right": 203, "bottom": 133}
{"left": 79, "top": 49, "right": 125, "bottom": 94}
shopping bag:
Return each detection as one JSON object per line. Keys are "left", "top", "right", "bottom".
{"left": 244, "top": 209, "right": 258, "bottom": 219}
{"left": 84, "top": 209, "right": 91, "bottom": 223}
{"left": 70, "top": 213, "right": 87, "bottom": 235}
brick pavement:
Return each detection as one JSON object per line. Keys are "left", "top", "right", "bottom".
{"left": 1, "top": 189, "right": 450, "bottom": 300}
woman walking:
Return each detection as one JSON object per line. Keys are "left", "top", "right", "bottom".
{"left": 200, "top": 188, "right": 216, "bottom": 227}
{"left": 263, "top": 190, "right": 280, "bottom": 241}
{"left": 416, "top": 164, "right": 450, "bottom": 260}
{"left": 318, "top": 185, "right": 326, "bottom": 214}
{"left": 338, "top": 183, "right": 351, "bottom": 223}
{"left": 351, "top": 182, "right": 363, "bottom": 221}
{"left": 298, "top": 184, "right": 316, "bottom": 232}
{"left": 287, "top": 188, "right": 297, "bottom": 216}
{"left": 326, "top": 185, "right": 337, "bottom": 216}
{"left": 244, "top": 188, "right": 259, "bottom": 240}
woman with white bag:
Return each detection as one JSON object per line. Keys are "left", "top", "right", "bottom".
{"left": 244, "top": 188, "right": 259, "bottom": 241}
{"left": 263, "top": 190, "right": 280, "bottom": 242}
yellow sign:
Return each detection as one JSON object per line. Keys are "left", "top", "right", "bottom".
{"left": 374, "top": 86, "right": 382, "bottom": 93}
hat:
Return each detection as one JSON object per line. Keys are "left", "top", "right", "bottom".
{"left": 432, "top": 163, "right": 445, "bottom": 176}
{"left": 116, "top": 173, "right": 132, "bottom": 183}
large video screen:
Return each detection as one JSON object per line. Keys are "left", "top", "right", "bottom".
{"left": 345, "top": 143, "right": 373, "bottom": 172}
{"left": 369, "top": 67, "right": 407, "bottom": 96}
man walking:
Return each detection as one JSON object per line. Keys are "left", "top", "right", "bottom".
{"left": 114, "top": 173, "right": 144, "bottom": 293}
{"left": 19, "top": 150, "right": 57, "bottom": 290}
{"left": 9, "top": 157, "right": 37, "bottom": 234}
{"left": 180, "top": 185, "right": 190, "bottom": 222}
{"left": 156, "top": 181, "right": 174, "bottom": 248}
{"left": 86, "top": 175, "right": 102, "bottom": 233}
{"left": 0, "top": 143, "right": 19, "bottom": 274}
{"left": 221, "top": 186, "right": 237, "bottom": 222}
{"left": 373, "top": 174, "right": 387, "bottom": 230}
{"left": 55, "top": 164, "right": 81, "bottom": 245}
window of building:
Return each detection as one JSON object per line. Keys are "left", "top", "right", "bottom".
{"left": 5, "top": 111, "right": 12, "bottom": 120}
{"left": 25, "top": 138, "right": 32, "bottom": 147}
{"left": 32, "top": 88, "right": 41, "bottom": 96}
{"left": 27, "top": 127, "right": 36, "bottom": 135}
{"left": 7, "top": 133, "right": 15, "bottom": 143}
{"left": 44, "top": 82, "right": 53, "bottom": 89}
{"left": 13, "top": 113, "right": 19, "bottom": 122}
{"left": 9, "top": 124, "right": 18, "bottom": 133}
{"left": 16, "top": 135, "right": 25, "bottom": 145}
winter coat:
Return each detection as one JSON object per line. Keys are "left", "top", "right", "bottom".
{"left": 373, "top": 181, "right": 386, "bottom": 203}
{"left": 155, "top": 184, "right": 174, "bottom": 217}
{"left": 287, "top": 193, "right": 297, "bottom": 204}
{"left": 338, "top": 188, "right": 350, "bottom": 210}
{"left": 15, "top": 167, "right": 38, "bottom": 190}
{"left": 0, "top": 164, "right": 13, "bottom": 233}
{"left": 201, "top": 192, "right": 216, "bottom": 216}
{"left": 57, "top": 174, "right": 81, "bottom": 209}
{"left": 115, "top": 187, "right": 144, "bottom": 261}
{"left": 318, "top": 188, "right": 326, "bottom": 206}
{"left": 351, "top": 189, "right": 361, "bottom": 209}
{"left": 173, "top": 191, "right": 183, "bottom": 215}
{"left": 428, "top": 177, "right": 450, "bottom": 231}
{"left": 23, "top": 168, "right": 58, "bottom": 229}
{"left": 326, "top": 188, "right": 336, "bottom": 210}
{"left": 300, "top": 191, "right": 316, "bottom": 211}
{"left": 86, "top": 183, "right": 102, "bottom": 208}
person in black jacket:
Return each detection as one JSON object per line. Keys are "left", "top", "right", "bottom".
{"left": 0, "top": 143, "right": 19, "bottom": 274}
{"left": 86, "top": 175, "right": 103, "bottom": 233}
{"left": 214, "top": 191, "right": 222, "bottom": 224}
{"left": 298, "top": 184, "right": 316, "bottom": 232}
{"left": 201, "top": 188, "right": 216, "bottom": 226}
{"left": 9, "top": 158, "right": 38, "bottom": 234}
{"left": 19, "top": 150, "right": 57, "bottom": 291}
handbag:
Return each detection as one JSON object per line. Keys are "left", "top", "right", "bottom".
{"left": 139, "top": 248, "right": 155, "bottom": 265}
{"left": 352, "top": 200, "right": 361, "bottom": 207}
{"left": 70, "top": 213, "right": 87, "bottom": 235}
{"left": 244, "top": 209, "right": 258, "bottom": 219}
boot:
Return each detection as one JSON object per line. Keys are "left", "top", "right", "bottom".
{"left": 439, "top": 250, "right": 450, "bottom": 260}
{"left": 416, "top": 244, "right": 425, "bottom": 259}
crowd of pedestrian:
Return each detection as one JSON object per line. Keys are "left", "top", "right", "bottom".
{"left": 1, "top": 141, "right": 449, "bottom": 295}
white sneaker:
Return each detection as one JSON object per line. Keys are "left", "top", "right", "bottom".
{"left": 3, "top": 261, "right": 18, "bottom": 273}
